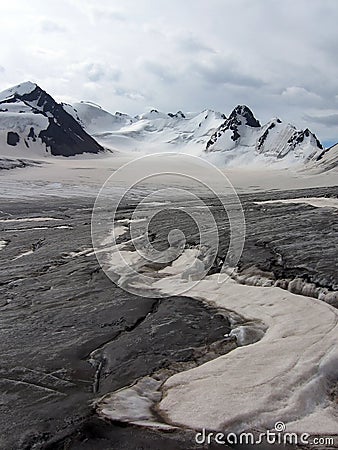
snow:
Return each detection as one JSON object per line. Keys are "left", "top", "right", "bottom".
{"left": 0, "top": 81, "right": 37, "bottom": 102}
{"left": 155, "top": 275, "right": 338, "bottom": 435}
{"left": 13, "top": 249, "right": 34, "bottom": 260}
{"left": 3, "top": 226, "right": 71, "bottom": 232}
{"left": 159, "top": 248, "right": 200, "bottom": 275}
{"left": 306, "top": 143, "right": 338, "bottom": 173}
{"left": 207, "top": 112, "right": 323, "bottom": 167}
{"left": 0, "top": 239, "right": 8, "bottom": 250}
{"left": 0, "top": 81, "right": 331, "bottom": 170}
{"left": 255, "top": 197, "right": 338, "bottom": 209}
{"left": 70, "top": 102, "right": 134, "bottom": 134}
{"left": 98, "top": 376, "right": 168, "bottom": 427}
{"left": 0, "top": 217, "right": 61, "bottom": 222}
{"left": 65, "top": 247, "right": 93, "bottom": 258}
{"left": 89, "top": 108, "right": 225, "bottom": 156}
{"left": 0, "top": 96, "right": 51, "bottom": 157}
{"left": 0, "top": 151, "right": 337, "bottom": 201}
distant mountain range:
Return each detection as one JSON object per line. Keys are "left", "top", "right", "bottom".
{"left": 0, "top": 81, "right": 336, "bottom": 171}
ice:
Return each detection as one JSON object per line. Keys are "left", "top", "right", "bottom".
{"left": 98, "top": 376, "right": 165, "bottom": 425}
{"left": 156, "top": 275, "right": 338, "bottom": 434}
{"left": 159, "top": 248, "right": 200, "bottom": 275}
{"left": 65, "top": 248, "right": 93, "bottom": 258}
{"left": 13, "top": 249, "right": 34, "bottom": 260}
{"left": 0, "top": 217, "right": 61, "bottom": 223}
{"left": 255, "top": 197, "right": 338, "bottom": 209}
{"left": 0, "top": 239, "right": 8, "bottom": 250}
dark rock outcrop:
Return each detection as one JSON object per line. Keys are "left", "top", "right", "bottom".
{"left": 7, "top": 131, "right": 20, "bottom": 146}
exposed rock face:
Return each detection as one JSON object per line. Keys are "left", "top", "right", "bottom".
{"left": 7, "top": 131, "right": 20, "bottom": 146}
{"left": 0, "top": 82, "right": 104, "bottom": 157}
{"left": 168, "top": 110, "right": 186, "bottom": 119}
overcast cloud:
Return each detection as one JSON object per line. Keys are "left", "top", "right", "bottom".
{"left": 0, "top": 0, "right": 337, "bottom": 144}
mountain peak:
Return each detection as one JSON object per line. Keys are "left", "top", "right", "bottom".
{"left": 206, "top": 104, "right": 323, "bottom": 164}
{"left": 0, "top": 81, "right": 103, "bottom": 157}
{"left": 0, "top": 81, "right": 38, "bottom": 102}
{"left": 168, "top": 110, "right": 186, "bottom": 119}
{"left": 228, "top": 105, "right": 261, "bottom": 128}
{"left": 206, "top": 105, "right": 260, "bottom": 149}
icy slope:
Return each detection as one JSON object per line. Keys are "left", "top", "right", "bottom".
{"left": 67, "top": 101, "right": 135, "bottom": 135}
{"left": 0, "top": 82, "right": 104, "bottom": 157}
{"left": 307, "top": 142, "right": 338, "bottom": 172}
{"left": 88, "top": 108, "right": 226, "bottom": 154}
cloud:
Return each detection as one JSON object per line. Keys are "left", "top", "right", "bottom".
{"left": 113, "top": 87, "right": 146, "bottom": 101}
{"left": 85, "top": 63, "right": 121, "bottom": 83}
{"left": 191, "top": 58, "right": 265, "bottom": 88}
{"left": 143, "top": 61, "right": 178, "bottom": 84}
{"left": 67, "top": 61, "right": 121, "bottom": 83}
{"left": 40, "top": 19, "right": 67, "bottom": 33}
{"left": 280, "top": 86, "right": 322, "bottom": 106}
{"left": 304, "top": 113, "right": 338, "bottom": 127}
{"left": 91, "top": 8, "right": 126, "bottom": 22}
{"left": 176, "top": 35, "right": 215, "bottom": 54}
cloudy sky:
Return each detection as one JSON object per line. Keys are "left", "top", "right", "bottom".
{"left": 0, "top": 0, "right": 337, "bottom": 145}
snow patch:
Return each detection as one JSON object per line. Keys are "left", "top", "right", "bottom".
{"left": 255, "top": 197, "right": 338, "bottom": 209}
{"left": 0, "top": 239, "right": 8, "bottom": 250}
{"left": 0, "top": 217, "right": 61, "bottom": 223}
{"left": 156, "top": 275, "right": 338, "bottom": 434}
{"left": 13, "top": 249, "right": 34, "bottom": 260}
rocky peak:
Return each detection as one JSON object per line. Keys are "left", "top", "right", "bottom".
{"left": 228, "top": 105, "right": 261, "bottom": 128}
{"left": 168, "top": 110, "right": 186, "bottom": 119}
{"left": 206, "top": 105, "right": 260, "bottom": 149}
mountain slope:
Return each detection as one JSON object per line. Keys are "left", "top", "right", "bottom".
{"left": 66, "top": 102, "right": 135, "bottom": 135}
{"left": 81, "top": 106, "right": 226, "bottom": 153}
{"left": 307, "top": 142, "right": 338, "bottom": 172}
{"left": 205, "top": 105, "right": 323, "bottom": 166}
{"left": 0, "top": 82, "right": 104, "bottom": 157}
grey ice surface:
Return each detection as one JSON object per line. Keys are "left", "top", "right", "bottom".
{"left": 0, "top": 185, "right": 337, "bottom": 449}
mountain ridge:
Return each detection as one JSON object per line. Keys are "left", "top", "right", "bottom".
{"left": 205, "top": 105, "right": 323, "bottom": 165}
{"left": 0, "top": 81, "right": 335, "bottom": 170}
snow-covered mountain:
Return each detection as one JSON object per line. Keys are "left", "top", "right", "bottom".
{"left": 205, "top": 105, "right": 324, "bottom": 166}
{"left": 67, "top": 102, "right": 226, "bottom": 154}
{"left": 0, "top": 81, "right": 334, "bottom": 170}
{"left": 0, "top": 82, "right": 103, "bottom": 157}
{"left": 65, "top": 101, "right": 135, "bottom": 135}
{"left": 70, "top": 100, "right": 325, "bottom": 167}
